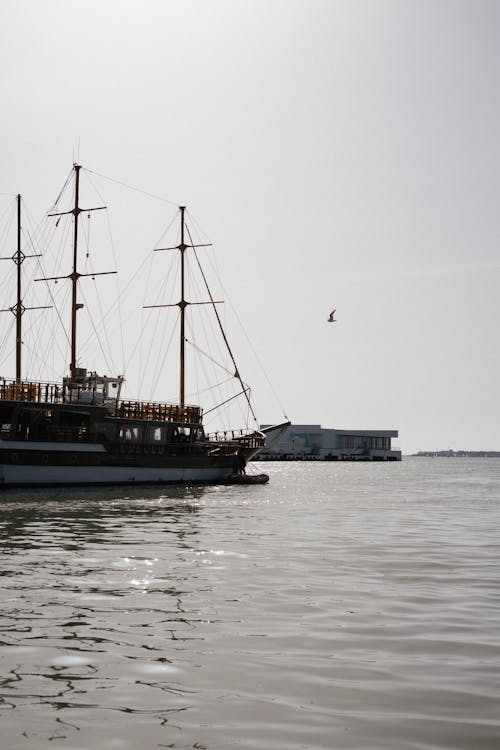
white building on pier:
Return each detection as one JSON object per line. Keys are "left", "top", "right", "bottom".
{"left": 260, "top": 424, "right": 401, "bottom": 461}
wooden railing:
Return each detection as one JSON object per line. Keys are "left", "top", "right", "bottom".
{"left": 0, "top": 381, "right": 56, "bottom": 403}
{"left": 115, "top": 401, "right": 202, "bottom": 424}
{"left": 0, "top": 378, "right": 202, "bottom": 425}
{"left": 206, "top": 429, "right": 265, "bottom": 449}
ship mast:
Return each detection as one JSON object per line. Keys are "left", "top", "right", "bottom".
{"left": 70, "top": 164, "right": 82, "bottom": 381}
{"left": 144, "top": 206, "right": 258, "bottom": 423}
{"left": 42, "top": 164, "right": 116, "bottom": 383}
{"left": 179, "top": 206, "right": 186, "bottom": 410}
{"left": 144, "top": 206, "right": 214, "bottom": 413}
{"left": 0, "top": 194, "right": 49, "bottom": 383}
{"left": 15, "top": 194, "right": 22, "bottom": 380}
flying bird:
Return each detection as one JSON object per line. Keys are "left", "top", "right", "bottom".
{"left": 327, "top": 309, "right": 336, "bottom": 322}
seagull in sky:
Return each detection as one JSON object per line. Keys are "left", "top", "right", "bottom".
{"left": 327, "top": 309, "right": 336, "bottom": 322}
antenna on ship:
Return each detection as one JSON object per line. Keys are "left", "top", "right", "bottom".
{"left": 0, "top": 194, "right": 51, "bottom": 383}
{"left": 37, "top": 164, "right": 117, "bottom": 384}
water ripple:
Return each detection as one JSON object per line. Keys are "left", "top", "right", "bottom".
{"left": 0, "top": 459, "right": 499, "bottom": 749}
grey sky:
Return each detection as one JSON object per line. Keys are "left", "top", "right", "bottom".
{"left": 1, "top": 0, "right": 499, "bottom": 453}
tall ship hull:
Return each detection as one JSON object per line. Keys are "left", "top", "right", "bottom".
{"left": 0, "top": 380, "right": 267, "bottom": 488}
{"left": 0, "top": 443, "right": 261, "bottom": 487}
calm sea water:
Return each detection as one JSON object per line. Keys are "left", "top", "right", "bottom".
{"left": 1, "top": 458, "right": 499, "bottom": 750}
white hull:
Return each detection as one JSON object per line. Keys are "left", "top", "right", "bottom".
{"left": 0, "top": 439, "right": 107, "bottom": 452}
{"left": 0, "top": 462, "right": 232, "bottom": 486}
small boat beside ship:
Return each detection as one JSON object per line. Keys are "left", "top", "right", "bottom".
{"left": 0, "top": 163, "right": 286, "bottom": 487}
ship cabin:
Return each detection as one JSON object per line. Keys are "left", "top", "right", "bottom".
{"left": 0, "top": 375, "right": 204, "bottom": 452}
{"left": 62, "top": 367, "right": 124, "bottom": 406}
{"left": 0, "top": 375, "right": 264, "bottom": 458}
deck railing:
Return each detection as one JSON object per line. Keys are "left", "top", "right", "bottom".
{"left": 206, "top": 429, "right": 265, "bottom": 449}
{"left": 0, "top": 379, "right": 202, "bottom": 425}
{"left": 115, "top": 401, "right": 202, "bottom": 424}
{"left": 0, "top": 381, "right": 57, "bottom": 403}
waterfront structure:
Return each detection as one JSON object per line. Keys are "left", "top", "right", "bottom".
{"left": 259, "top": 424, "right": 401, "bottom": 461}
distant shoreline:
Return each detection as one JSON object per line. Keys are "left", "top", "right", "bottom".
{"left": 410, "top": 451, "right": 500, "bottom": 458}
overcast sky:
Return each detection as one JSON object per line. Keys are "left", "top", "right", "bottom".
{"left": 1, "top": 0, "right": 499, "bottom": 454}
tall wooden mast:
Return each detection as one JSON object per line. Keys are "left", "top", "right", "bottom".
{"left": 0, "top": 194, "right": 48, "bottom": 382}
{"left": 144, "top": 205, "right": 258, "bottom": 423}
{"left": 15, "top": 194, "right": 22, "bottom": 381}
{"left": 144, "top": 206, "right": 214, "bottom": 414}
{"left": 43, "top": 164, "right": 115, "bottom": 383}
{"left": 70, "top": 164, "right": 82, "bottom": 382}
{"left": 179, "top": 206, "right": 186, "bottom": 411}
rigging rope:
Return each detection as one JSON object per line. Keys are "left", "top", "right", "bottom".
{"left": 79, "top": 284, "right": 115, "bottom": 375}
{"left": 186, "top": 222, "right": 258, "bottom": 425}
{"left": 47, "top": 167, "right": 74, "bottom": 214}
{"left": 185, "top": 337, "right": 239, "bottom": 379}
{"left": 84, "top": 167, "right": 179, "bottom": 207}
{"left": 84, "top": 170, "right": 125, "bottom": 370}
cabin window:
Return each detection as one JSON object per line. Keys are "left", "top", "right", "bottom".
{"left": 146, "top": 425, "right": 166, "bottom": 444}
{"left": 173, "top": 427, "right": 190, "bottom": 442}
{"left": 119, "top": 425, "right": 143, "bottom": 443}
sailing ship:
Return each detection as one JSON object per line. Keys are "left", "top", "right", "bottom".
{"left": 0, "top": 164, "right": 285, "bottom": 487}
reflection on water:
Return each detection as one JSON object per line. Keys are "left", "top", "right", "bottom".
{"left": 1, "top": 460, "right": 500, "bottom": 749}
{"left": 0, "top": 486, "right": 209, "bottom": 748}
